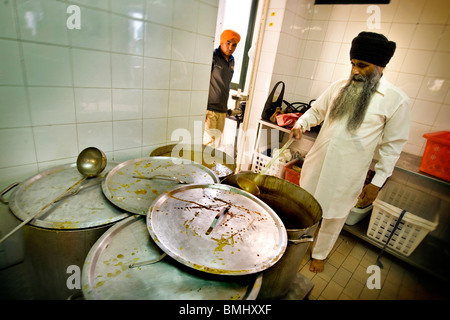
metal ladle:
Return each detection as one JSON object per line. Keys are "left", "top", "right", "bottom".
{"left": 0, "top": 147, "right": 107, "bottom": 244}
{"left": 237, "top": 137, "right": 294, "bottom": 196}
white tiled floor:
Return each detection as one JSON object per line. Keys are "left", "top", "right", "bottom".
{"left": 298, "top": 231, "right": 449, "bottom": 300}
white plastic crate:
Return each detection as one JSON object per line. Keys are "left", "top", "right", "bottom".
{"left": 251, "top": 146, "right": 286, "bottom": 178}
{"left": 366, "top": 180, "right": 440, "bottom": 256}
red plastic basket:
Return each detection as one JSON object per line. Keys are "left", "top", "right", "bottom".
{"left": 284, "top": 158, "right": 303, "bottom": 185}
{"left": 419, "top": 131, "right": 450, "bottom": 181}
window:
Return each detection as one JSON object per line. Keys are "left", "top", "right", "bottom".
{"left": 216, "top": 0, "right": 258, "bottom": 90}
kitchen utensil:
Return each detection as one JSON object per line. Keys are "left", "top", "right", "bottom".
{"left": 205, "top": 205, "right": 231, "bottom": 235}
{"left": 237, "top": 137, "right": 294, "bottom": 195}
{"left": 147, "top": 184, "right": 287, "bottom": 275}
{"left": 102, "top": 157, "right": 219, "bottom": 215}
{"left": 128, "top": 253, "right": 167, "bottom": 268}
{"left": 0, "top": 147, "right": 107, "bottom": 244}
{"left": 132, "top": 175, "right": 187, "bottom": 184}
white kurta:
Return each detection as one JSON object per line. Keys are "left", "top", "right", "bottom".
{"left": 297, "top": 77, "right": 410, "bottom": 219}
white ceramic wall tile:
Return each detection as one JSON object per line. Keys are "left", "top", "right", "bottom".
{"left": 72, "top": 48, "right": 111, "bottom": 87}
{"left": 111, "top": 54, "right": 143, "bottom": 89}
{"left": 411, "top": 100, "right": 440, "bottom": 126}
{"left": 324, "top": 20, "right": 347, "bottom": 43}
{"left": 197, "top": 2, "right": 219, "bottom": 36}
{"left": 0, "top": 0, "right": 17, "bottom": 38}
{"left": 194, "top": 35, "right": 214, "bottom": 64}
{"left": 0, "top": 128, "right": 36, "bottom": 167}
{"left": 437, "top": 26, "right": 450, "bottom": 52}
{"left": 190, "top": 90, "right": 208, "bottom": 115}
{"left": 400, "top": 49, "right": 433, "bottom": 76}
{"left": 33, "top": 125, "right": 78, "bottom": 162}
{"left": 111, "top": 0, "right": 145, "bottom": 19}
{"left": 143, "top": 90, "right": 169, "bottom": 118}
{"left": 77, "top": 122, "right": 113, "bottom": 152}
{"left": 319, "top": 41, "right": 340, "bottom": 63}
{"left": 434, "top": 104, "right": 450, "bottom": 129}
{"left": 69, "top": 7, "right": 110, "bottom": 51}
{"left": 188, "top": 115, "right": 205, "bottom": 145}
{"left": 28, "top": 87, "right": 76, "bottom": 126}
{"left": 419, "top": 0, "right": 450, "bottom": 24}
{"left": 113, "top": 120, "right": 142, "bottom": 149}
{"left": 74, "top": 88, "right": 112, "bottom": 123}
{"left": 307, "top": 20, "right": 327, "bottom": 41}
{"left": 167, "top": 116, "right": 189, "bottom": 141}
{"left": 16, "top": 0, "right": 69, "bottom": 46}
{"left": 173, "top": 0, "right": 198, "bottom": 33}
{"left": 395, "top": 73, "right": 424, "bottom": 99}
{"left": 388, "top": 24, "right": 416, "bottom": 49}
{"left": 170, "top": 61, "right": 194, "bottom": 90}
{"left": 143, "top": 57, "right": 170, "bottom": 89}
{"left": 22, "top": 43, "right": 72, "bottom": 86}
{"left": 111, "top": 15, "right": 144, "bottom": 55}
{"left": 144, "top": 23, "right": 172, "bottom": 59}
{"left": 0, "top": 40, "right": 23, "bottom": 85}
{"left": 427, "top": 52, "right": 450, "bottom": 79}
{"left": 143, "top": 118, "right": 167, "bottom": 145}
{"left": 145, "top": 0, "right": 174, "bottom": 26}
{"left": 393, "top": 0, "right": 426, "bottom": 23}
{"left": 417, "top": 77, "right": 448, "bottom": 104}
{"left": 192, "top": 64, "right": 210, "bottom": 91}
{"left": 410, "top": 25, "right": 444, "bottom": 51}
{"left": 172, "top": 29, "right": 196, "bottom": 62}
{"left": 0, "top": 87, "right": 31, "bottom": 128}
{"left": 169, "top": 90, "right": 191, "bottom": 117}
{"left": 69, "top": 0, "right": 110, "bottom": 10}
{"left": 112, "top": 89, "right": 143, "bottom": 120}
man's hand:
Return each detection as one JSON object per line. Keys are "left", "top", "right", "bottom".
{"left": 357, "top": 183, "right": 380, "bottom": 208}
{"left": 290, "top": 123, "right": 303, "bottom": 140}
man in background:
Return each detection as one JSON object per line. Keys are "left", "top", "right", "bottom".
{"left": 290, "top": 32, "right": 411, "bottom": 273}
{"left": 203, "top": 29, "right": 241, "bottom": 148}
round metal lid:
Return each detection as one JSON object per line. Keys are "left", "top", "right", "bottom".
{"left": 147, "top": 184, "right": 288, "bottom": 275}
{"left": 101, "top": 157, "right": 219, "bottom": 215}
{"left": 82, "top": 216, "right": 262, "bottom": 300}
{"left": 8, "top": 162, "right": 129, "bottom": 230}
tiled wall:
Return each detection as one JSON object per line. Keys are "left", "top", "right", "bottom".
{"left": 248, "top": 0, "right": 449, "bottom": 159}
{"left": 0, "top": 0, "right": 218, "bottom": 188}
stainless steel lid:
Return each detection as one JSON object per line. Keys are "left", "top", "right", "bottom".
{"left": 82, "top": 216, "right": 262, "bottom": 300}
{"left": 101, "top": 157, "right": 219, "bottom": 215}
{"left": 147, "top": 184, "right": 288, "bottom": 275}
{"left": 8, "top": 162, "right": 129, "bottom": 229}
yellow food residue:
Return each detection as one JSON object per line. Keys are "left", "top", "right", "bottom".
{"left": 134, "top": 189, "right": 147, "bottom": 195}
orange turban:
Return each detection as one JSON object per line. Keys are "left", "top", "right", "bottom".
{"left": 220, "top": 29, "right": 241, "bottom": 44}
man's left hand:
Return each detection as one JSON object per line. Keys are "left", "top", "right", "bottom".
{"left": 357, "top": 183, "right": 380, "bottom": 208}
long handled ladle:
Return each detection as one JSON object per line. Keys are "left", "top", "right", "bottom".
{"left": 0, "top": 147, "right": 107, "bottom": 244}
{"left": 237, "top": 137, "right": 294, "bottom": 196}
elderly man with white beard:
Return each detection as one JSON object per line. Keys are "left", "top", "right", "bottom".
{"left": 289, "top": 32, "right": 411, "bottom": 273}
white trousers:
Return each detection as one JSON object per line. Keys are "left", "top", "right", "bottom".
{"left": 311, "top": 216, "right": 348, "bottom": 260}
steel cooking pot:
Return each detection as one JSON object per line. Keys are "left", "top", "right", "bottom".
{"left": 147, "top": 183, "right": 288, "bottom": 276}
{"left": 0, "top": 162, "right": 129, "bottom": 299}
{"left": 150, "top": 144, "right": 236, "bottom": 179}
{"left": 102, "top": 157, "right": 219, "bottom": 215}
{"left": 222, "top": 172, "right": 322, "bottom": 299}
{"left": 82, "top": 215, "right": 262, "bottom": 300}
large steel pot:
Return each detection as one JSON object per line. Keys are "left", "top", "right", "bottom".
{"left": 82, "top": 215, "right": 262, "bottom": 300}
{"left": 150, "top": 144, "right": 236, "bottom": 180}
{"left": 222, "top": 172, "right": 322, "bottom": 299}
{"left": 0, "top": 162, "right": 129, "bottom": 299}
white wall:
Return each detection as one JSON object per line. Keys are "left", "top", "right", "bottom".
{"left": 246, "top": 0, "right": 450, "bottom": 162}
{"left": 0, "top": 0, "right": 219, "bottom": 189}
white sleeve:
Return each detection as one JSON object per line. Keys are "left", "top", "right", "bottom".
{"left": 371, "top": 97, "right": 411, "bottom": 187}
{"left": 296, "top": 80, "right": 343, "bottom": 132}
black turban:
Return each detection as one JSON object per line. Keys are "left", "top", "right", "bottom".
{"left": 350, "top": 32, "right": 396, "bottom": 67}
